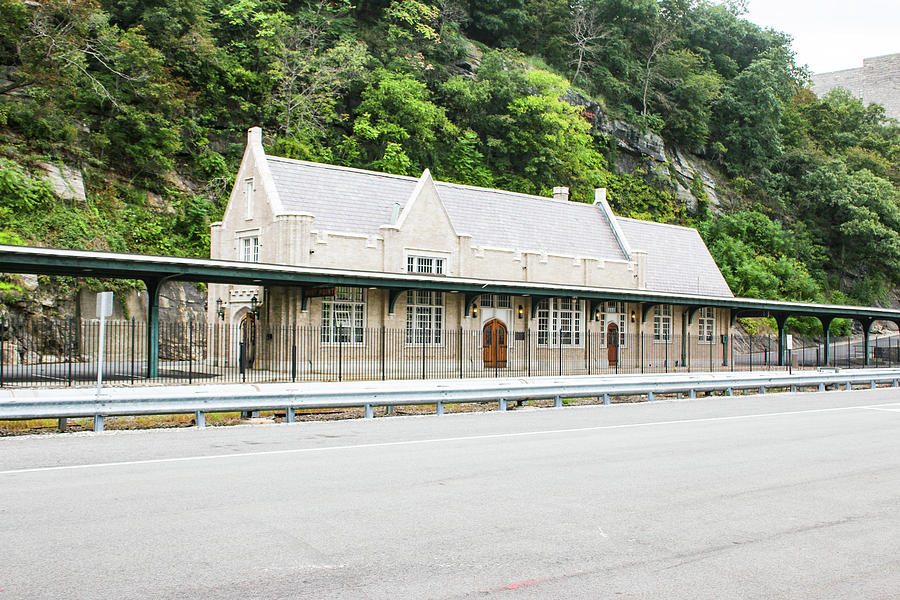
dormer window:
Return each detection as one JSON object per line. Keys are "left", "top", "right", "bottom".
{"left": 407, "top": 255, "right": 445, "bottom": 275}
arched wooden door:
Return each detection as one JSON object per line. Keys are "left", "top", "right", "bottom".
{"left": 482, "top": 319, "right": 508, "bottom": 369}
{"left": 240, "top": 314, "right": 257, "bottom": 369}
{"left": 607, "top": 322, "right": 619, "bottom": 366}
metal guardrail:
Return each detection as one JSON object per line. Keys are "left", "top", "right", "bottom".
{"left": 2, "top": 368, "right": 900, "bottom": 431}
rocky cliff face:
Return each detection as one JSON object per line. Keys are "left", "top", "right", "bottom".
{"left": 564, "top": 91, "right": 732, "bottom": 215}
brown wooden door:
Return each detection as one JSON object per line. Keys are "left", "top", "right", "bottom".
{"left": 607, "top": 322, "right": 619, "bottom": 366}
{"left": 482, "top": 319, "right": 508, "bottom": 368}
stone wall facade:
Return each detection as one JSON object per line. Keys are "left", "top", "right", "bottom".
{"left": 812, "top": 53, "right": 900, "bottom": 120}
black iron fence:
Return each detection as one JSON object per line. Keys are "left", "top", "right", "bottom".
{"left": 0, "top": 318, "right": 898, "bottom": 388}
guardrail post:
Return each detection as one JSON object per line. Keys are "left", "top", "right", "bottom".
{"left": 364, "top": 404, "right": 374, "bottom": 419}
{"left": 845, "top": 381, "right": 851, "bottom": 391}
{"left": 554, "top": 395, "right": 562, "bottom": 408}
{"left": 195, "top": 411, "right": 205, "bottom": 428}
{"left": 689, "top": 389, "right": 696, "bottom": 399}
{"left": 647, "top": 391, "right": 655, "bottom": 401}
{"left": 726, "top": 387, "right": 733, "bottom": 396}
{"left": 893, "top": 379, "right": 898, "bottom": 388}
{"left": 436, "top": 401, "right": 444, "bottom": 416}
{"left": 285, "top": 407, "right": 295, "bottom": 423}
{"left": 870, "top": 380, "right": 876, "bottom": 389}
{"left": 759, "top": 386, "right": 766, "bottom": 394}
{"left": 790, "top": 385, "right": 797, "bottom": 393}
{"left": 57, "top": 417, "right": 67, "bottom": 432}
{"left": 818, "top": 382, "right": 826, "bottom": 392}
{"left": 602, "top": 393, "right": 610, "bottom": 405}
{"left": 499, "top": 398, "right": 507, "bottom": 411}
{"left": 93, "top": 415, "right": 104, "bottom": 432}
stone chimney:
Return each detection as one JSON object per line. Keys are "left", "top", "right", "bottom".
{"left": 552, "top": 186, "right": 569, "bottom": 202}
{"left": 247, "top": 126, "right": 263, "bottom": 147}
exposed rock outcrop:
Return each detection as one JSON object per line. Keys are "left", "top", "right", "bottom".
{"left": 563, "top": 90, "right": 730, "bottom": 214}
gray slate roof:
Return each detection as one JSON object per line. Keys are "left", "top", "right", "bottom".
{"left": 617, "top": 218, "right": 733, "bottom": 297}
{"left": 265, "top": 156, "right": 733, "bottom": 297}
{"left": 266, "top": 157, "right": 625, "bottom": 260}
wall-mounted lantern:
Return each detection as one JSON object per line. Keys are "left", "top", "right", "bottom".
{"left": 216, "top": 298, "right": 225, "bottom": 320}
{"left": 250, "top": 295, "right": 260, "bottom": 316}
{"left": 472, "top": 304, "right": 478, "bottom": 318}
{"left": 517, "top": 305, "right": 524, "bottom": 319}
{"left": 630, "top": 310, "right": 636, "bottom": 323}
{"left": 594, "top": 308, "right": 601, "bottom": 321}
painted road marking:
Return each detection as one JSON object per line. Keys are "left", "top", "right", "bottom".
{"left": 1, "top": 401, "right": 898, "bottom": 476}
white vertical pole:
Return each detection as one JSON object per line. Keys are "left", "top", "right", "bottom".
{"left": 96, "top": 292, "right": 113, "bottom": 395}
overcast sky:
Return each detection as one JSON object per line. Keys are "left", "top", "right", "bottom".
{"left": 742, "top": 0, "right": 899, "bottom": 74}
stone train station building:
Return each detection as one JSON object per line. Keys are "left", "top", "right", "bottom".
{"left": 208, "top": 128, "right": 738, "bottom": 376}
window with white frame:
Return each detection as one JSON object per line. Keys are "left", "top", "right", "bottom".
{"left": 245, "top": 178, "right": 254, "bottom": 219}
{"left": 321, "top": 287, "right": 366, "bottom": 344}
{"left": 698, "top": 307, "right": 715, "bottom": 344}
{"left": 600, "top": 301, "right": 627, "bottom": 347}
{"left": 479, "top": 294, "right": 511, "bottom": 308}
{"left": 653, "top": 304, "right": 673, "bottom": 343}
{"left": 241, "top": 236, "right": 259, "bottom": 263}
{"left": 537, "top": 298, "right": 583, "bottom": 346}
{"left": 407, "top": 255, "right": 445, "bottom": 275}
{"left": 406, "top": 290, "right": 443, "bottom": 345}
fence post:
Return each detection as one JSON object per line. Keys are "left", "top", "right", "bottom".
{"left": 239, "top": 341, "right": 246, "bottom": 383}
{"left": 665, "top": 332, "right": 669, "bottom": 373}
{"left": 587, "top": 331, "right": 591, "bottom": 376}
{"left": 526, "top": 329, "right": 531, "bottom": 377}
{"left": 558, "top": 329, "right": 562, "bottom": 377}
{"left": 687, "top": 332, "right": 691, "bottom": 372}
{"left": 640, "top": 332, "right": 644, "bottom": 374}
{"left": 0, "top": 319, "right": 4, "bottom": 388}
{"left": 130, "top": 317, "right": 135, "bottom": 384}
{"left": 749, "top": 333, "right": 753, "bottom": 372}
{"left": 381, "top": 325, "right": 386, "bottom": 381}
{"left": 458, "top": 326, "right": 463, "bottom": 378}
{"left": 68, "top": 318, "right": 74, "bottom": 386}
{"left": 188, "top": 321, "right": 193, "bottom": 385}
{"left": 291, "top": 324, "right": 297, "bottom": 382}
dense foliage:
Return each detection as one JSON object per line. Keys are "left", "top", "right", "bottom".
{"left": 1, "top": 0, "right": 899, "bottom": 330}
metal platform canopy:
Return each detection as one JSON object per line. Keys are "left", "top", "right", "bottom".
{"left": 2, "top": 244, "right": 899, "bottom": 375}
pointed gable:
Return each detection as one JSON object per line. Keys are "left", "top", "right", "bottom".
{"left": 395, "top": 169, "right": 457, "bottom": 237}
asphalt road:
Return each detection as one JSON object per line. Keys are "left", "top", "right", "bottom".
{"left": 2, "top": 389, "right": 900, "bottom": 599}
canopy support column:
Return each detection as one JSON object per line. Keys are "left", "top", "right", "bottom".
{"left": 775, "top": 313, "right": 788, "bottom": 367}
{"left": 821, "top": 316, "right": 835, "bottom": 367}
{"left": 862, "top": 318, "right": 874, "bottom": 367}
{"left": 143, "top": 274, "right": 178, "bottom": 379}
{"left": 143, "top": 277, "right": 163, "bottom": 379}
